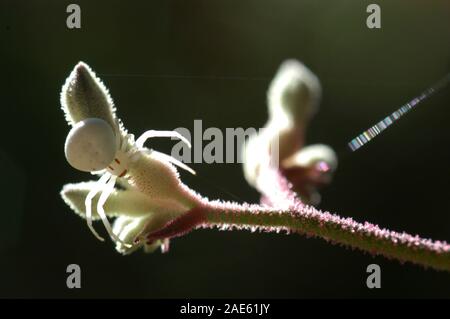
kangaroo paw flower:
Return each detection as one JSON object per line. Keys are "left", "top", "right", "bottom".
{"left": 59, "top": 61, "right": 450, "bottom": 271}
{"left": 60, "top": 62, "right": 202, "bottom": 252}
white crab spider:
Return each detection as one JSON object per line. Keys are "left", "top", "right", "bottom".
{"left": 64, "top": 117, "right": 194, "bottom": 247}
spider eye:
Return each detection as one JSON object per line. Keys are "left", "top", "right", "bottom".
{"left": 65, "top": 118, "right": 117, "bottom": 172}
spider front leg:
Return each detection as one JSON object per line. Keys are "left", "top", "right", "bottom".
{"left": 85, "top": 173, "right": 111, "bottom": 241}
{"left": 152, "top": 150, "right": 196, "bottom": 175}
{"left": 136, "top": 130, "right": 195, "bottom": 175}
{"left": 96, "top": 175, "right": 133, "bottom": 248}
{"left": 136, "top": 130, "right": 191, "bottom": 148}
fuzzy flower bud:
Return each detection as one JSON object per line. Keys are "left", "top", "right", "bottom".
{"left": 243, "top": 60, "right": 336, "bottom": 204}
{"left": 60, "top": 62, "right": 118, "bottom": 129}
{"left": 268, "top": 59, "right": 322, "bottom": 127}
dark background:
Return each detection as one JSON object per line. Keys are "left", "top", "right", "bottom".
{"left": 1, "top": 0, "right": 450, "bottom": 298}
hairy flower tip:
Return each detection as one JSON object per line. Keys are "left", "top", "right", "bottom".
{"left": 113, "top": 216, "right": 148, "bottom": 255}
{"left": 268, "top": 59, "right": 322, "bottom": 127}
{"left": 61, "top": 61, "right": 117, "bottom": 129}
{"left": 113, "top": 216, "right": 172, "bottom": 255}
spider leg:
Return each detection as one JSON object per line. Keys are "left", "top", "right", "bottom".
{"left": 96, "top": 175, "right": 133, "bottom": 248}
{"left": 152, "top": 150, "right": 196, "bottom": 175}
{"left": 85, "top": 173, "right": 111, "bottom": 241}
{"left": 135, "top": 130, "right": 191, "bottom": 149}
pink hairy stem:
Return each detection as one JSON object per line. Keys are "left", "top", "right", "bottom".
{"left": 146, "top": 158, "right": 450, "bottom": 271}
{"left": 203, "top": 166, "right": 450, "bottom": 271}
